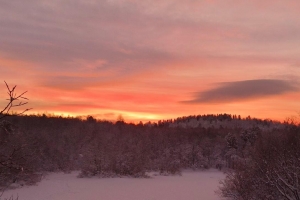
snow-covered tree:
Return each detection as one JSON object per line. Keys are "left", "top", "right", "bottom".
{"left": 220, "top": 128, "right": 300, "bottom": 200}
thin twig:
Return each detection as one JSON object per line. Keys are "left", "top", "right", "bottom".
{"left": 0, "top": 81, "right": 30, "bottom": 120}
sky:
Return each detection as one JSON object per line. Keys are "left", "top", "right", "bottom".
{"left": 0, "top": 0, "right": 300, "bottom": 123}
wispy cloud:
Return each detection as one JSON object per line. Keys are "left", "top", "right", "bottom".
{"left": 184, "top": 79, "right": 298, "bottom": 104}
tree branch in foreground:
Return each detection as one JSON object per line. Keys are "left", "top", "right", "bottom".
{"left": 0, "top": 81, "right": 31, "bottom": 120}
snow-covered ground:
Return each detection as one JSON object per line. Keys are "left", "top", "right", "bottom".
{"left": 2, "top": 170, "right": 225, "bottom": 200}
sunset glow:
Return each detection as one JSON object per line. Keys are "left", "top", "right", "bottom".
{"left": 1, "top": 0, "right": 300, "bottom": 123}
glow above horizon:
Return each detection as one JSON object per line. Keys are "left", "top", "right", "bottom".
{"left": 0, "top": 0, "right": 300, "bottom": 123}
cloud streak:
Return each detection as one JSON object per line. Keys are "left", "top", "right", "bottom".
{"left": 185, "top": 79, "right": 298, "bottom": 103}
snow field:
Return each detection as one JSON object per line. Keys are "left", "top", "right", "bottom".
{"left": 2, "top": 170, "right": 225, "bottom": 200}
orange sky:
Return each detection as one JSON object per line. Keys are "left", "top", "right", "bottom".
{"left": 0, "top": 0, "right": 300, "bottom": 123}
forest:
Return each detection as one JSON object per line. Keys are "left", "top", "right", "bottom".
{"left": 1, "top": 113, "right": 299, "bottom": 199}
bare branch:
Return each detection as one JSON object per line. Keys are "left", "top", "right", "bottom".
{"left": 0, "top": 81, "right": 30, "bottom": 120}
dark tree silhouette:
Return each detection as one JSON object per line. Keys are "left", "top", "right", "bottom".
{"left": 0, "top": 81, "right": 31, "bottom": 120}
